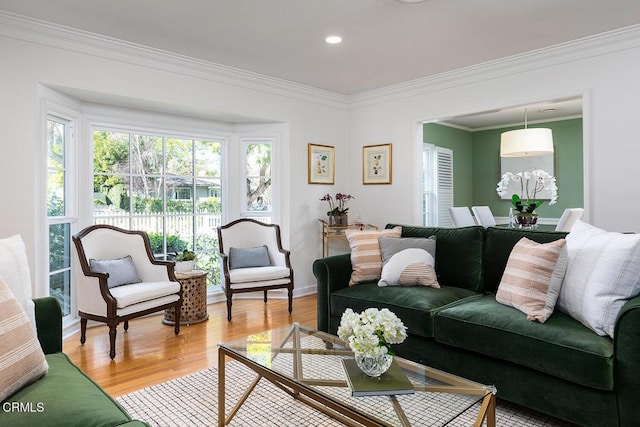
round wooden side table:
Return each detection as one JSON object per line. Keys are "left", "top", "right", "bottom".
{"left": 163, "top": 270, "right": 209, "bottom": 325}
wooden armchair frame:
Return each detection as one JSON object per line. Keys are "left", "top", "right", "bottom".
{"left": 73, "top": 224, "right": 183, "bottom": 359}
{"left": 217, "top": 218, "right": 294, "bottom": 321}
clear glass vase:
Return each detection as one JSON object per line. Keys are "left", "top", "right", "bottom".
{"left": 355, "top": 353, "right": 393, "bottom": 377}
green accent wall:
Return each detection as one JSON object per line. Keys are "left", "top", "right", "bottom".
{"left": 424, "top": 118, "right": 583, "bottom": 219}
{"left": 423, "top": 123, "right": 473, "bottom": 207}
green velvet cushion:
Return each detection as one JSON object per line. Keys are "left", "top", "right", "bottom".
{"left": 386, "top": 224, "right": 486, "bottom": 292}
{"left": 483, "top": 227, "right": 568, "bottom": 293}
{"left": 331, "top": 282, "right": 481, "bottom": 338}
{"left": 2, "top": 353, "right": 137, "bottom": 427}
{"left": 435, "top": 295, "right": 614, "bottom": 390}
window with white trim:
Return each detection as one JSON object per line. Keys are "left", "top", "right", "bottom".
{"left": 92, "top": 128, "right": 225, "bottom": 286}
{"left": 46, "top": 115, "right": 77, "bottom": 316}
{"left": 423, "top": 143, "right": 454, "bottom": 226}
{"left": 241, "top": 138, "right": 273, "bottom": 224}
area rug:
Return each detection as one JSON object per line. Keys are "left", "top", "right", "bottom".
{"left": 118, "top": 360, "right": 575, "bottom": 426}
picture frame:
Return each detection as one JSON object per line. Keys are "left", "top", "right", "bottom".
{"left": 308, "top": 143, "right": 335, "bottom": 184}
{"left": 363, "top": 143, "right": 392, "bottom": 185}
{"left": 499, "top": 153, "right": 555, "bottom": 200}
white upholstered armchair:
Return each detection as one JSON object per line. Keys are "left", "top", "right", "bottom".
{"left": 72, "top": 225, "right": 183, "bottom": 359}
{"left": 217, "top": 218, "right": 294, "bottom": 321}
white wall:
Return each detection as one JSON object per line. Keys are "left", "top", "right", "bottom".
{"left": 4, "top": 12, "right": 640, "bottom": 304}
{"left": 347, "top": 26, "right": 640, "bottom": 233}
{"left": 0, "top": 19, "right": 349, "bottom": 297}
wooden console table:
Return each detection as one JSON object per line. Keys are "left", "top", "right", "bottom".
{"left": 319, "top": 219, "right": 378, "bottom": 257}
{"left": 163, "top": 270, "right": 209, "bottom": 325}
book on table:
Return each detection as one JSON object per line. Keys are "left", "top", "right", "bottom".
{"left": 341, "top": 358, "right": 415, "bottom": 397}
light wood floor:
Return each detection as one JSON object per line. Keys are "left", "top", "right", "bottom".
{"left": 63, "top": 294, "right": 317, "bottom": 397}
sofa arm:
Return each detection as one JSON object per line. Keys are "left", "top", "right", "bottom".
{"left": 312, "top": 254, "right": 352, "bottom": 333}
{"left": 614, "top": 294, "right": 640, "bottom": 426}
{"left": 33, "top": 297, "right": 63, "bottom": 354}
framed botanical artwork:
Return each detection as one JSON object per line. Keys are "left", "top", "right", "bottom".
{"left": 308, "top": 143, "right": 335, "bottom": 184}
{"left": 362, "top": 143, "right": 392, "bottom": 185}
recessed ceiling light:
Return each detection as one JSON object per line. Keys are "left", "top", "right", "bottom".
{"left": 325, "top": 35, "right": 342, "bottom": 44}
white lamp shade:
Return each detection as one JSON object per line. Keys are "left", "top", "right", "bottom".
{"left": 500, "top": 128, "right": 554, "bottom": 157}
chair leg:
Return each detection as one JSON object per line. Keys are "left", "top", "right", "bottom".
{"left": 108, "top": 322, "right": 117, "bottom": 360}
{"left": 124, "top": 320, "right": 129, "bottom": 331}
{"left": 264, "top": 290, "right": 268, "bottom": 303}
{"left": 288, "top": 287, "right": 293, "bottom": 314}
{"left": 174, "top": 302, "right": 181, "bottom": 335}
{"left": 80, "top": 318, "right": 87, "bottom": 345}
{"left": 226, "top": 296, "right": 232, "bottom": 321}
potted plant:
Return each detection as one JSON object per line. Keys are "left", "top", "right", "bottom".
{"left": 173, "top": 249, "right": 196, "bottom": 272}
{"left": 320, "top": 192, "right": 355, "bottom": 226}
{"left": 496, "top": 169, "right": 558, "bottom": 227}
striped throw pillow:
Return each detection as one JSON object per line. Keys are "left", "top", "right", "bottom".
{"left": 496, "top": 237, "right": 567, "bottom": 323}
{"left": 0, "top": 276, "right": 48, "bottom": 401}
{"left": 378, "top": 248, "right": 440, "bottom": 288}
{"left": 345, "top": 227, "right": 402, "bottom": 285}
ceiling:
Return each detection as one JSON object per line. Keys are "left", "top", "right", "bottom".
{"left": 1, "top": 0, "right": 639, "bottom": 97}
{"left": 441, "top": 97, "right": 583, "bottom": 131}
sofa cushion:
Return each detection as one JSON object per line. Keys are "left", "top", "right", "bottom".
{"left": 331, "top": 282, "right": 481, "bottom": 338}
{"left": 496, "top": 237, "right": 567, "bottom": 323}
{"left": 0, "top": 277, "right": 48, "bottom": 401}
{"left": 483, "top": 227, "right": 568, "bottom": 293}
{"left": 557, "top": 220, "right": 640, "bottom": 338}
{"left": 378, "top": 248, "right": 439, "bottom": 288}
{"left": 378, "top": 236, "right": 436, "bottom": 264}
{"left": 109, "top": 281, "right": 180, "bottom": 309}
{"left": 345, "top": 227, "right": 402, "bottom": 285}
{"left": 386, "top": 224, "right": 485, "bottom": 291}
{"left": 435, "top": 295, "right": 614, "bottom": 390}
{"left": 3, "top": 352, "right": 134, "bottom": 427}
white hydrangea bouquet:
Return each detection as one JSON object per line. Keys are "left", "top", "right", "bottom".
{"left": 337, "top": 308, "right": 407, "bottom": 359}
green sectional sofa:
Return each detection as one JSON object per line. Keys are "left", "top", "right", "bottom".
{"left": 1, "top": 297, "right": 148, "bottom": 427}
{"left": 313, "top": 224, "right": 640, "bottom": 427}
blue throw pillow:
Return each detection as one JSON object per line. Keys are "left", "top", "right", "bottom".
{"left": 89, "top": 255, "right": 142, "bottom": 288}
{"left": 229, "top": 245, "right": 271, "bottom": 269}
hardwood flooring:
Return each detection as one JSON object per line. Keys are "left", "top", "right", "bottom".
{"left": 63, "top": 294, "right": 317, "bottom": 397}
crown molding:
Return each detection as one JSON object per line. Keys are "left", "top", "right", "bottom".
{"left": 0, "top": 11, "right": 349, "bottom": 110}
{"left": 2, "top": 10, "right": 640, "bottom": 112}
{"left": 348, "top": 24, "right": 640, "bottom": 109}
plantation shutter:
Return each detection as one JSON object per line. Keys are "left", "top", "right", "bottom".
{"left": 436, "top": 147, "right": 454, "bottom": 227}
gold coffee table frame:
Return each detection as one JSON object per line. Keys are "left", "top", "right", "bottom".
{"left": 218, "top": 323, "right": 496, "bottom": 427}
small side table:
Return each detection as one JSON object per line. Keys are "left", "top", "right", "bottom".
{"left": 319, "top": 219, "right": 378, "bottom": 257}
{"left": 163, "top": 270, "right": 209, "bottom": 325}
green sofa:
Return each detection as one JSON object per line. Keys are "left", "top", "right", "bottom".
{"left": 0, "top": 297, "right": 148, "bottom": 427}
{"left": 313, "top": 224, "right": 640, "bottom": 427}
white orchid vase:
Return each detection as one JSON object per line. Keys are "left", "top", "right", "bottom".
{"left": 496, "top": 170, "right": 558, "bottom": 220}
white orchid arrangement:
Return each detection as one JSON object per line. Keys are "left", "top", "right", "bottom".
{"left": 496, "top": 169, "right": 558, "bottom": 215}
{"left": 337, "top": 308, "right": 407, "bottom": 359}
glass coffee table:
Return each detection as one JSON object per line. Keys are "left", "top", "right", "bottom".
{"left": 218, "top": 323, "right": 496, "bottom": 426}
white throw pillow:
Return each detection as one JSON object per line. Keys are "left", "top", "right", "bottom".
{"left": 557, "top": 220, "right": 640, "bottom": 337}
{"left": 378, "top": 248, "right": 440, "bottom": 288}
{"left": 0, "top": 235, "right": 36, "bottom": 330}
